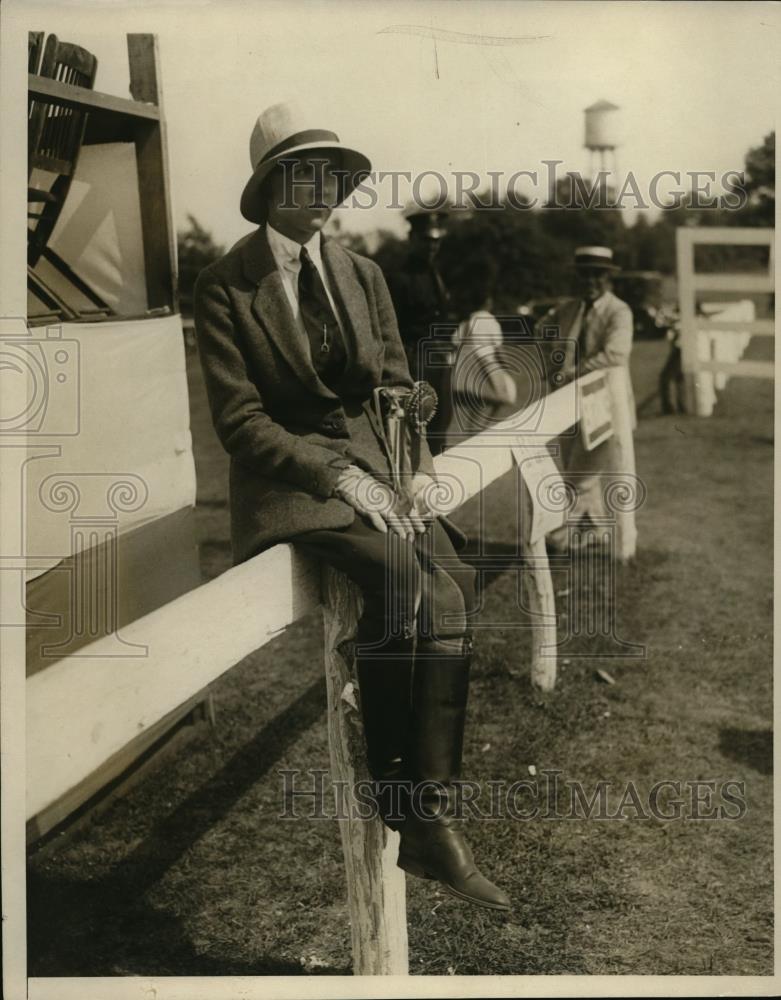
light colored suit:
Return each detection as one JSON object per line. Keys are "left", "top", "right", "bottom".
{"left": 551, "top": 291, "right": 635, "bottom": 418}
{"left": 539, "top": 290, "right": 636, "bottom": 534}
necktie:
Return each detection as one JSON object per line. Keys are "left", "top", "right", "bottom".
{"left": 429, "top": 262, "right": 449, "bottom": 319}
{"left": 578, "top": 299, "right": 593, "bottom": 348}
{"left": 298, "top": 245, "right": 344, "bottom": 369}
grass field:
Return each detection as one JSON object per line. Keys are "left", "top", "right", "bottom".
{"left": 27, "top": 338, "right": 773, "bottom": 977}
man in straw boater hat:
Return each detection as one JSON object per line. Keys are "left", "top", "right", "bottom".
{"left": 194, "top": 101, "right": 510, "bottom": 911}
{"left": 538, "top": 245, "right": 636, "bottom": 553}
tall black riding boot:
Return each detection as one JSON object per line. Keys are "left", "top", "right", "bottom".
{"left": 398, "top": 635, "right": 511, "bottom": 911}
{"left": 355, "top": 627, "right": 415, "bottom": 831}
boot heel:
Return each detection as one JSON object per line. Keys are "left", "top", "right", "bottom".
{"left": 397, "top": 854, "right": 433, "bottom": 879}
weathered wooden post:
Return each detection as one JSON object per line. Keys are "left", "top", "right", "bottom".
{"left": 127, "top": 34, "right": 177, "bottom": 311}
{"left": 321, "top": 566, "right": 409, "bottom": 976}
{"left": 676, "top": 226, "right": 702, "bottom": 416}
{"left": 604, "top": 366, "right": 638, "bottom": 563}
{"left": 519, "top": 529, "right": 559, "bottom": 692}
{"left": 513, "top": 443, "right": 566, "bottom": 692}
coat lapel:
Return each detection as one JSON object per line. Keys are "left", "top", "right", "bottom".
{"left": 558, "top": 298, "right": 584, "bottom": 370}
{"left": 240, "top": 229, "right": 338, "bottom": 400}
{"left": 583, "top": 293, "right": 610, "bottom": 356}
{"left": 321, "top": 237, "right": 383, "bottom": 380}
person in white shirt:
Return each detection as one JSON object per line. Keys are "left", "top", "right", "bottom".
{"left": 447, "top": 265, "right": 517, "bottom": 442}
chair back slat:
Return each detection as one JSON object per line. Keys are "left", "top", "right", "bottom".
{"left": 28, "top": 34, "right": 99, "bottom": 267}
{"left": 28, "top": 32, "right": 45, "bottom": 73}
{"left": 51, "top": 40, "right": 97, "bottom": 86}
{"left": 30, "top": 35, "right": 98, "bottom": 174}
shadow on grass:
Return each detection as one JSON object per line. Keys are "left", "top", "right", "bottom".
{"left": 718, "top": 728, "right": 773, "bottom": 776}
{"left": 27, "top": 868, "right": 324, "bottom": 976}
{"left": 28, "top": 676, "right": 335, "bottom": 976}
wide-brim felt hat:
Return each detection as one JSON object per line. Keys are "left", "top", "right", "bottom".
{"left": 573, "top": 245, "right": 620, "bottom": 271}
{"left": 240, "top": 101, "right": 372, "bottom": 224}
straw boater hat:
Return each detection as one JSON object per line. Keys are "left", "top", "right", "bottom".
{"left": 240, "top": 101, "right": 372, "bottom": 224}
{"left": 573, "top": 245, "right": 620, "bottom": 270}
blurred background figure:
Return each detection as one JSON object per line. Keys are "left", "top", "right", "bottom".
{"left": 538, "top": 246, "right": 635, "bottom": 552}
{"left": 658, "top": 307, "right": 686, "bottom": 415}
{"left": 446, "top": 258, "right": 517, "bottom": 446}
{"left": 386, "top": 201, "right": 455, "bottom": 453}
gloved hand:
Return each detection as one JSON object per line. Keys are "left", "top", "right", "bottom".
{"left": 333, "top": 464, "right": 429, "bottom": 539}
{"left": 410, "top": 472, "right": 438, "bottom": 522}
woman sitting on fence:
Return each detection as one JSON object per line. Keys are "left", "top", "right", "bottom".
{"left": 193, "top": 101, "right": 509, "bottom": 912}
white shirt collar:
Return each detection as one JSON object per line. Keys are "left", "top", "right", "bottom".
{"left": 585, "top": 290, "right": 610, "bottom": 313}
{"left": 266, "top": 223, "right": 323, "bottom": 272}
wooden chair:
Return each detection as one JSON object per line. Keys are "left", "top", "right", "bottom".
{"left": 28, "top": 33, "right": 46, "bottom": 169}
{"left": 28, "top": 34, "right": 111, "bottom": 319}
{"left": 28, "top": 31, "right": 44, "bottom": 73}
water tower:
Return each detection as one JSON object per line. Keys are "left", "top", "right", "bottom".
{"left": 584, "top": 99, "right": 620, "bottom": 177}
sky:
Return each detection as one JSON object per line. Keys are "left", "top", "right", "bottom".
{"left": 11, "top": 0, "right": 780, "bottom": 249}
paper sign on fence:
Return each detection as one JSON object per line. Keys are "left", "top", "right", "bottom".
{"left": 511, "top": 439, "right": 566, "bottom": 545}
{"left": 579, "top": 373, "right": 614, "bottom": 450}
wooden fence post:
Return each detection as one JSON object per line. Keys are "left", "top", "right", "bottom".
{"left": 676, "top": 226, "right": 701, "bottom": 415}
{"left": 127, "top": 34, "right": 177, "bottom": 311}
{"left": 513, "top": 447, "right": 564, "bottom": 693}
{"left": 520, "top": 532, "right": 558, "bottom": 692}
{"left": 604, "top": 366, "right": 638, "bottom": 563}
{"left": 321, "top": 566, "right": 409, "bottom": 976}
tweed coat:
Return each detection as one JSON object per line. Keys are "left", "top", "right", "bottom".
{"left": 194, "top": 227, "right": 458, "bottom": 566}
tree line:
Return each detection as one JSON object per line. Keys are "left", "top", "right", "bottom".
{"left": 178, "top": 131, "right": 774, "bottom": 319}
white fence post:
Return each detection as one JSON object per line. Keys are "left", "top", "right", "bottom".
{"left": 604, "top": 366, "right": 638, "bottom": 563}
{"left": 676, "top": 226, "right": 701, "bottom": 414}
{"left": 520, "top": 530, "right": 558, "bottom": 692}
{"left": 321, "top": 566, "right": 409, "bottom": 976}
{"left": 513, "top": 444, "right": 566, "bottom": 692}
{"left": 677, "top": 225, "right": 775, "bottom": 417}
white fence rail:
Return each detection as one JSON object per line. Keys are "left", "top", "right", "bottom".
{"left": 676, "top": 226, "right": 775, "bottom": 416}
{"left": 27, "top": 365, "right": 637, "bottom": 974}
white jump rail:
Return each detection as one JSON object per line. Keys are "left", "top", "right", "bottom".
{"left": 676, "top": 226, "right": 775, "bottom": 416}
{"left": 26, "top": 365, "right": 636, "bottom": 975}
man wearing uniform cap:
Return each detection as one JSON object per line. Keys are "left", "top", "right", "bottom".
{"left": 538, "top": 245, "right": 636, "bottom": 552}
{"left": 386, "top": 202, "right": 455, "bottom": 453}
{"left": 194, "top": 101, "right": 509, "bottom": 911}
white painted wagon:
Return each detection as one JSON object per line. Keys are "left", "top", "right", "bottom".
{"left": 23, "top": 33, "right": 201, "bottom": 840}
